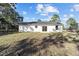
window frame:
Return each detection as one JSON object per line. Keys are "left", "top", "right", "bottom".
{"left": 42, "top": 26, "right": 47, "bottom": 31}
{"left": 35, "top": 25, "right": 38, "bottom": 28}
{"left": 56, "top": 25, "right": 58, "bottom": 30}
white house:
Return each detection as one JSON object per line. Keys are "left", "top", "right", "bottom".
{"left": 19, "top": 22, "right": 63, "bottom": 32}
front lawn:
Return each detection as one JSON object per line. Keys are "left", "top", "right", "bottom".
{"left": 0, "top": 32, "right": 79, "bottom": 56}
{"left": 0, "top": 32, "right": 49, "bottom": 46}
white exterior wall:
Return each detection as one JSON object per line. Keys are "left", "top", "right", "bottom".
{"left": 19, "top": 25, "right": 63, "bottom": 32}
{"left": 19, "top": 25, "right": 23, "bottom": 32}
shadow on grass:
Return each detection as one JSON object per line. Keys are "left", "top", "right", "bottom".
{"left": 0, "top": 33, "right": 68, "bottom": 56}
{"left": 0, "top": 32, "right": 18, "bottom": 36}
{"left": 0, "top": 45, "right": 10, "bottom": 52}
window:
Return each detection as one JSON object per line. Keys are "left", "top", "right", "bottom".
{"left": 42, "top": 26, "right": 47, "bottom": 31}
{"left": 35, "top": 25, "right": 37, "bottom": 28}
{"left": 56, "top": 25, "right": 58, "bottom": 30}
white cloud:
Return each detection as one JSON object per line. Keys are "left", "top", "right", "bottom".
{"left": 36, "top": 4, "right": 44, "bottom": 12}
{"left": 70, "top": 8, "right": 74, "bottom": 12}
{"left": 71, "top": 4, "right": 79, "bottom": 11}
{"left": 62, "top": 17, "right": 68, "bottom": 21}
{"left": 74, "top": 4, "right": 79, "bottom": 11}
{"left": 40, "top": 13, "right": 48, "bottom": 16}
{"left": 70, "top": 14, "right": 74, "bottom": 17}
{"left": 63, "top": 14, "right": 68, "bottom": 18}
{"left": 63, "top": 14, "right": 74, "bottom": 18}
{"left": 45, "top": 6, "right": 59, "bottom": 13}
{"left": 36, "top": 4, "right": 59, "bottom": 16}
{"left": 22, "top": 11, "right": 27, "bottom": 15}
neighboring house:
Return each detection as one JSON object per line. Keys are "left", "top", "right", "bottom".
{"left": 19, "top": 22, "right": 63, "bottom": 32}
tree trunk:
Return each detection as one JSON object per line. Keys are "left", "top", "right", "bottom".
{"left": 5, "top": 24, "right": 8, "bottom": 32}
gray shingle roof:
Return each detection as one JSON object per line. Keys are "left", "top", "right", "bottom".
{"left": 19, "top": 22, "right": 62, "bottom": 26}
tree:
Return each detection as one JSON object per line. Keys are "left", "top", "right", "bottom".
{"left": 62, "top": 23, "right": 65, "bottom": 30}
{"left": 50, "top": 14, "right": 60, "bottom": 23}
{"left": 0, "top": 3, "right": 21, "bottom": 23}
{"left": 37, "top": 19, "right": 41, "bottom": 22}
{"left": 0, "top": 3, "right": 23, "bottom": 32}
{"left": 66, "top": 17, "right": 78, "bottom": 30}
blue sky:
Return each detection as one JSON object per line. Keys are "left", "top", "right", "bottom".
{"left": 15, "top": 3, "right": 79, "bottom": 25}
